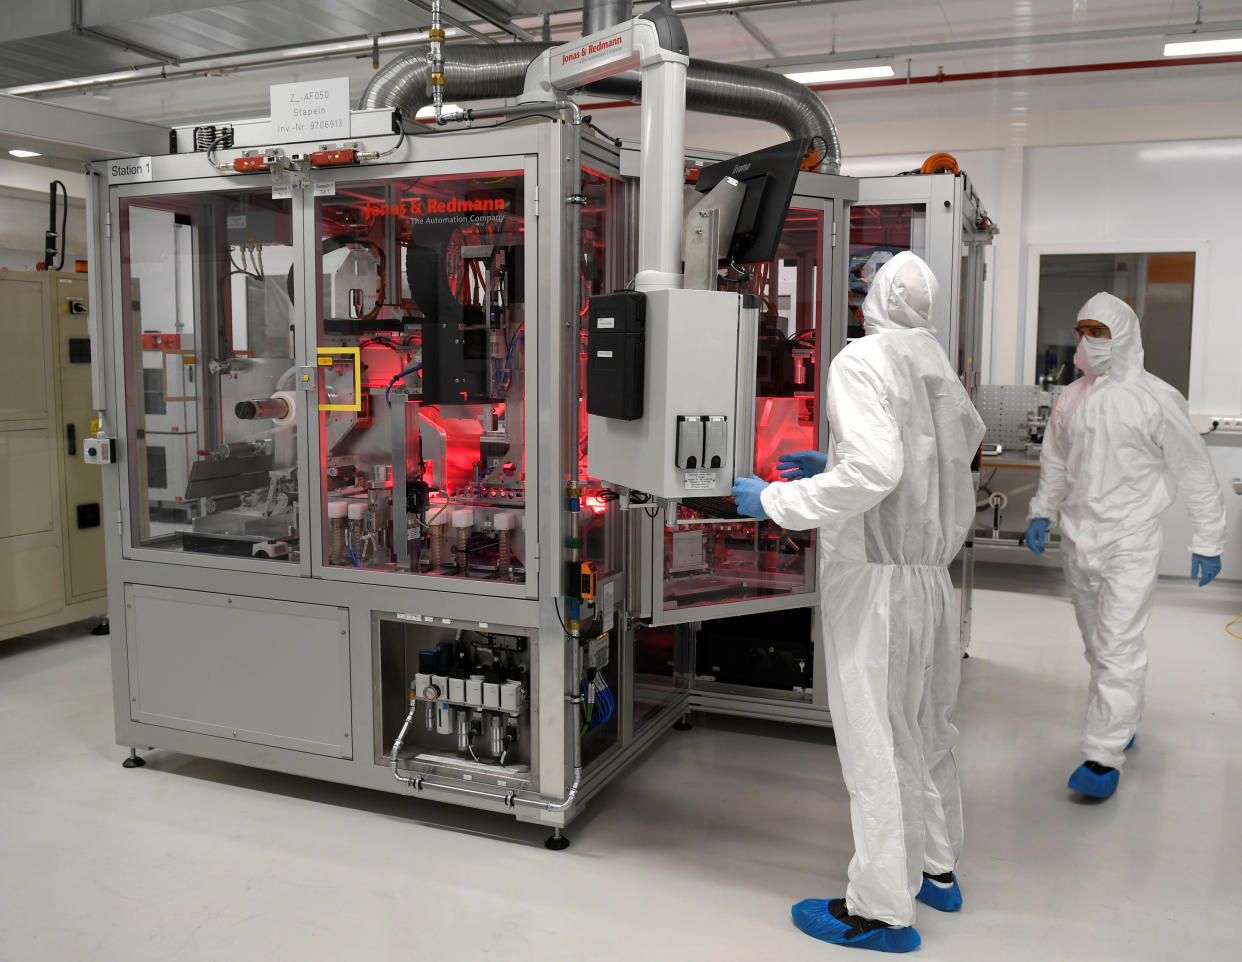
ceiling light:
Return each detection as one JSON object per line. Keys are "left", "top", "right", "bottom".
{"left": 1163, "top": 30, "right": 1242, "bottom": 56}
{"left": 786, "top": 62, "right": 895, "bottom": 84}
{"left": 8, "top": 148, "right": 42, "bottom": 158}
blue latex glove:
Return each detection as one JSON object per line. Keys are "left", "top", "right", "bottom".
{"left": 731, "top": 475, "right": 770, "bottom": 520}
{"left": 1191, "top": 553, "right": 1221, "bottom": 586}
{"left": 1025, "top": 518, "right": 1049, "bottom": 555}
{"left": 777, "top": 449, "right": 828, "bottom": 480}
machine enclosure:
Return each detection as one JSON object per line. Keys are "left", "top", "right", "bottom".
{"left": 587, "top": 288, "right": 758, "bottom": 499}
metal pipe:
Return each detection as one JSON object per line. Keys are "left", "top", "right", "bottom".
{"left": 389, "top": 704, "right": 417, "bottom": 780}
{"left": 429, "top": 0, "right": 446, "bottom": 123}
{"left": 582, "top": 0, "right": 633, "bottom": 36}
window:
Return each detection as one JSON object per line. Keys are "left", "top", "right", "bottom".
{"left": 1034, "top": 252, "right": 1195, "bottom": 394}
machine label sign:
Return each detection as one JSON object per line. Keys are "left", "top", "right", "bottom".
{"left": 110, "top": 157, "right": 152, "bottom": 183}
{"left": 269, "top": 78, "right": 350, "bottom": 140}
{"left": 684, "top": 472, "right": 717, "bottom": 490}
{"left": 561, "top": 34, "right": 624, "bottom": 66}
{"left": 364, "top": 196, "right": 507, "bottom": 219}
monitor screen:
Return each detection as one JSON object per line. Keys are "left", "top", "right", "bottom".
{"left": 694, "top": 138, "right": 808, "bottom": 266}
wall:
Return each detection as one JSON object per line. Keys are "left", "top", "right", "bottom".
{"left": 1022, "top": 139, "right": 1242, "bottom": 413}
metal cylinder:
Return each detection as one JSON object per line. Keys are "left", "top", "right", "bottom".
{"left": 234, "top": 396, "right": 290, "bottom": 421}
{"left": 488, "top": 713, "right": 504, "bottom": 757}
{"left": 455, "top": 710, "right": 470, "bottom": 752}
{"left": 497, "top": 528, "right": 511, "bottom": 579}
{"left": 436, "top": 702, "right": 454, "bottom": 735}
{"left": 453, "top": 510, "right": 474, "bottom": 574}
{"left": 430, "top": 520, "right": 448, "bottom": 570}
{"left": 582, "top": 0, "right": 632, "bottom": 36}
{"left": 330, "top": 516, "right": 346, "bottom": 565}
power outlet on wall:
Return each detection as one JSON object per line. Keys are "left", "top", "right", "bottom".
{"left": 1191, "top": 414, "right": 1242, "bottom": 434}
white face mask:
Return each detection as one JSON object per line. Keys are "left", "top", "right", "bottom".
{"left": 1073, "top": 336, "right": 1113, "bottom": 377}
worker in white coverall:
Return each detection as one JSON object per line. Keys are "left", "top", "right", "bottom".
{"left": 1025, "top": 292, "right": 1226, "bottom": 800}
{"left": 731, "top": 252, "right": 986, "bottom": 953}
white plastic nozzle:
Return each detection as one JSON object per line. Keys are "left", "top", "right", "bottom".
{"left": 452, "top": 509, "right": 475, "bottom": 529}
{"left": 348, "top": 502, "right": 367, "bottom": 521}
{"left": 328, "top": 501, "right": 348, "bottom": 519}
{"left": 492, "top": 511, "right": 515, "bottom": 531}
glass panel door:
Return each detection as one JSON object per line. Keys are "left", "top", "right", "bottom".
{"left": 312, "top": 170, "right": 530, "bottom": 584}
{"left": 848, "top": 202, "right": 928, "bottom": 339}
{"left": 118, "top": 187, "right": 300, "bottom": 562}
{"left": 652, "top": 206, "right": 826, "bottom": 623}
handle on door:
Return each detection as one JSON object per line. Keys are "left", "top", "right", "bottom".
{"left": 67, "top": 422, "right": 76, "bottom": 456}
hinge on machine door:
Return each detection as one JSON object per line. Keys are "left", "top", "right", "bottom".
{"left": 105, "top": 212, "right": 111, "bottom": 238}
{"left": 533, "top": 185, "right": 539, "bottom": 218}
{"left": 830, "top": 221, "right": 837, "bottom": 248}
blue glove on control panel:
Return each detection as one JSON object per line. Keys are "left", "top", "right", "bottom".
{"left": 1191, "top": 553, "right": 1221, "bottom": 586}
{"left": 731, "top": 475, "right": 770, "bottom": 520}
{"left": 1025, "top": 518, "right": 1049, "bottom": 555}
{"left": 777, "top": 449, "right": 828, "bottom": 480}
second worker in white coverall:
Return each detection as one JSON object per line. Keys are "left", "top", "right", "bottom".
{"left": 732, "top": 252, "right": 986, "bottom": 953}
{"left": 1025, "top": 292, "right": 1227, "bottom": 800}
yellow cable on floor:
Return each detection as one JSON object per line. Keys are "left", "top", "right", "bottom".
{"left": 1227, "top": 613, "right": 1242, "bottom": 641}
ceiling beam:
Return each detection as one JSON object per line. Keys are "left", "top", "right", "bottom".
{"left": 0, "top": 93, "right": 169, "bottom": 159}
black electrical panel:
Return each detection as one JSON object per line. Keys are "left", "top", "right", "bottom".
{"left": 586, "top": 291, "right": 646, "bottom": 420}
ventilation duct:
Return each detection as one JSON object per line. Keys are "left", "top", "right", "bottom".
{"left": 358, "top": 41, "right": 842, "bottom": 174}
{"left": 582, "top": 0, "right": 633, "bottom": 36}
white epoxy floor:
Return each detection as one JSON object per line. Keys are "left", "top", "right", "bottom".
{"left": 1, "top": 572, "right": 1240, "bottom": 961}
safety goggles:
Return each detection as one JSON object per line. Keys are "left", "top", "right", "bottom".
{"left": 1073, "top": 322, "right": 1112, "bottom": 341}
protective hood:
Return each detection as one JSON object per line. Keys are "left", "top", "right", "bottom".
{"left": 862, "top": 250, "right": 939, "bottom": 334}
{"left": 1076, "top": 292, "right": 1144, "bottom": 382}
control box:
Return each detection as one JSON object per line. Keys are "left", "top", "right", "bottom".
{"left": 586, "top": 291, "right": 645, "bottom": 421}
{"left": 587, "top": 288, "right": 757, "bottom": 499}
{"left": 82, "top": 437, "right": 115, "bottom": 464}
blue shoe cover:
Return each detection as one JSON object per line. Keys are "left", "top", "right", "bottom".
{"left": 791, "top": 898, "right": 921, "bottom": 953}
{"left": 916, "top": 875, "right": 962, "bottom": 912}
{"left": 1068, "top": 763, "right": 1119, "bottom": 798}
{"left": 1125, "top": 735, "right": 1135, "bottom": 750}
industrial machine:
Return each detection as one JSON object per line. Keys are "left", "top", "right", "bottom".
{"left": 84, "top": 6, "right": 991, "bottom": 843}
{"left": 0, "top": 270, "right": 107, "bottom": 641}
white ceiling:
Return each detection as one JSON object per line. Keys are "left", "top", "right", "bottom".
{"left": 3, "top": 0, "right": 1242, "bottom": 156}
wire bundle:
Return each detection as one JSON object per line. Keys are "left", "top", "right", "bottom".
{"left": 580, "top": 669, "right": 615, "bottom": 734}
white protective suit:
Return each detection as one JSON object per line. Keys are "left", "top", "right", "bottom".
{"left": 760, "top": 252, "right": 987, "bottom": 926}
{"left": 1028, "top": 292, "right": 1227, "bottom": 769}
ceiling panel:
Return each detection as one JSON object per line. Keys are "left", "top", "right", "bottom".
{"left": 3, "top": 0, "right": 1242, "bottom": 92}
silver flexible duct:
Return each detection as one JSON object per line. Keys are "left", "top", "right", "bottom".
{"left": 583, "top": 0, "right": 633, "bottom": 35}
{"left": 358, "top": 44, "right": 842, "bottom": 173}
{"left": 358, "top": 43, "right": 551, "bottom": 118}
